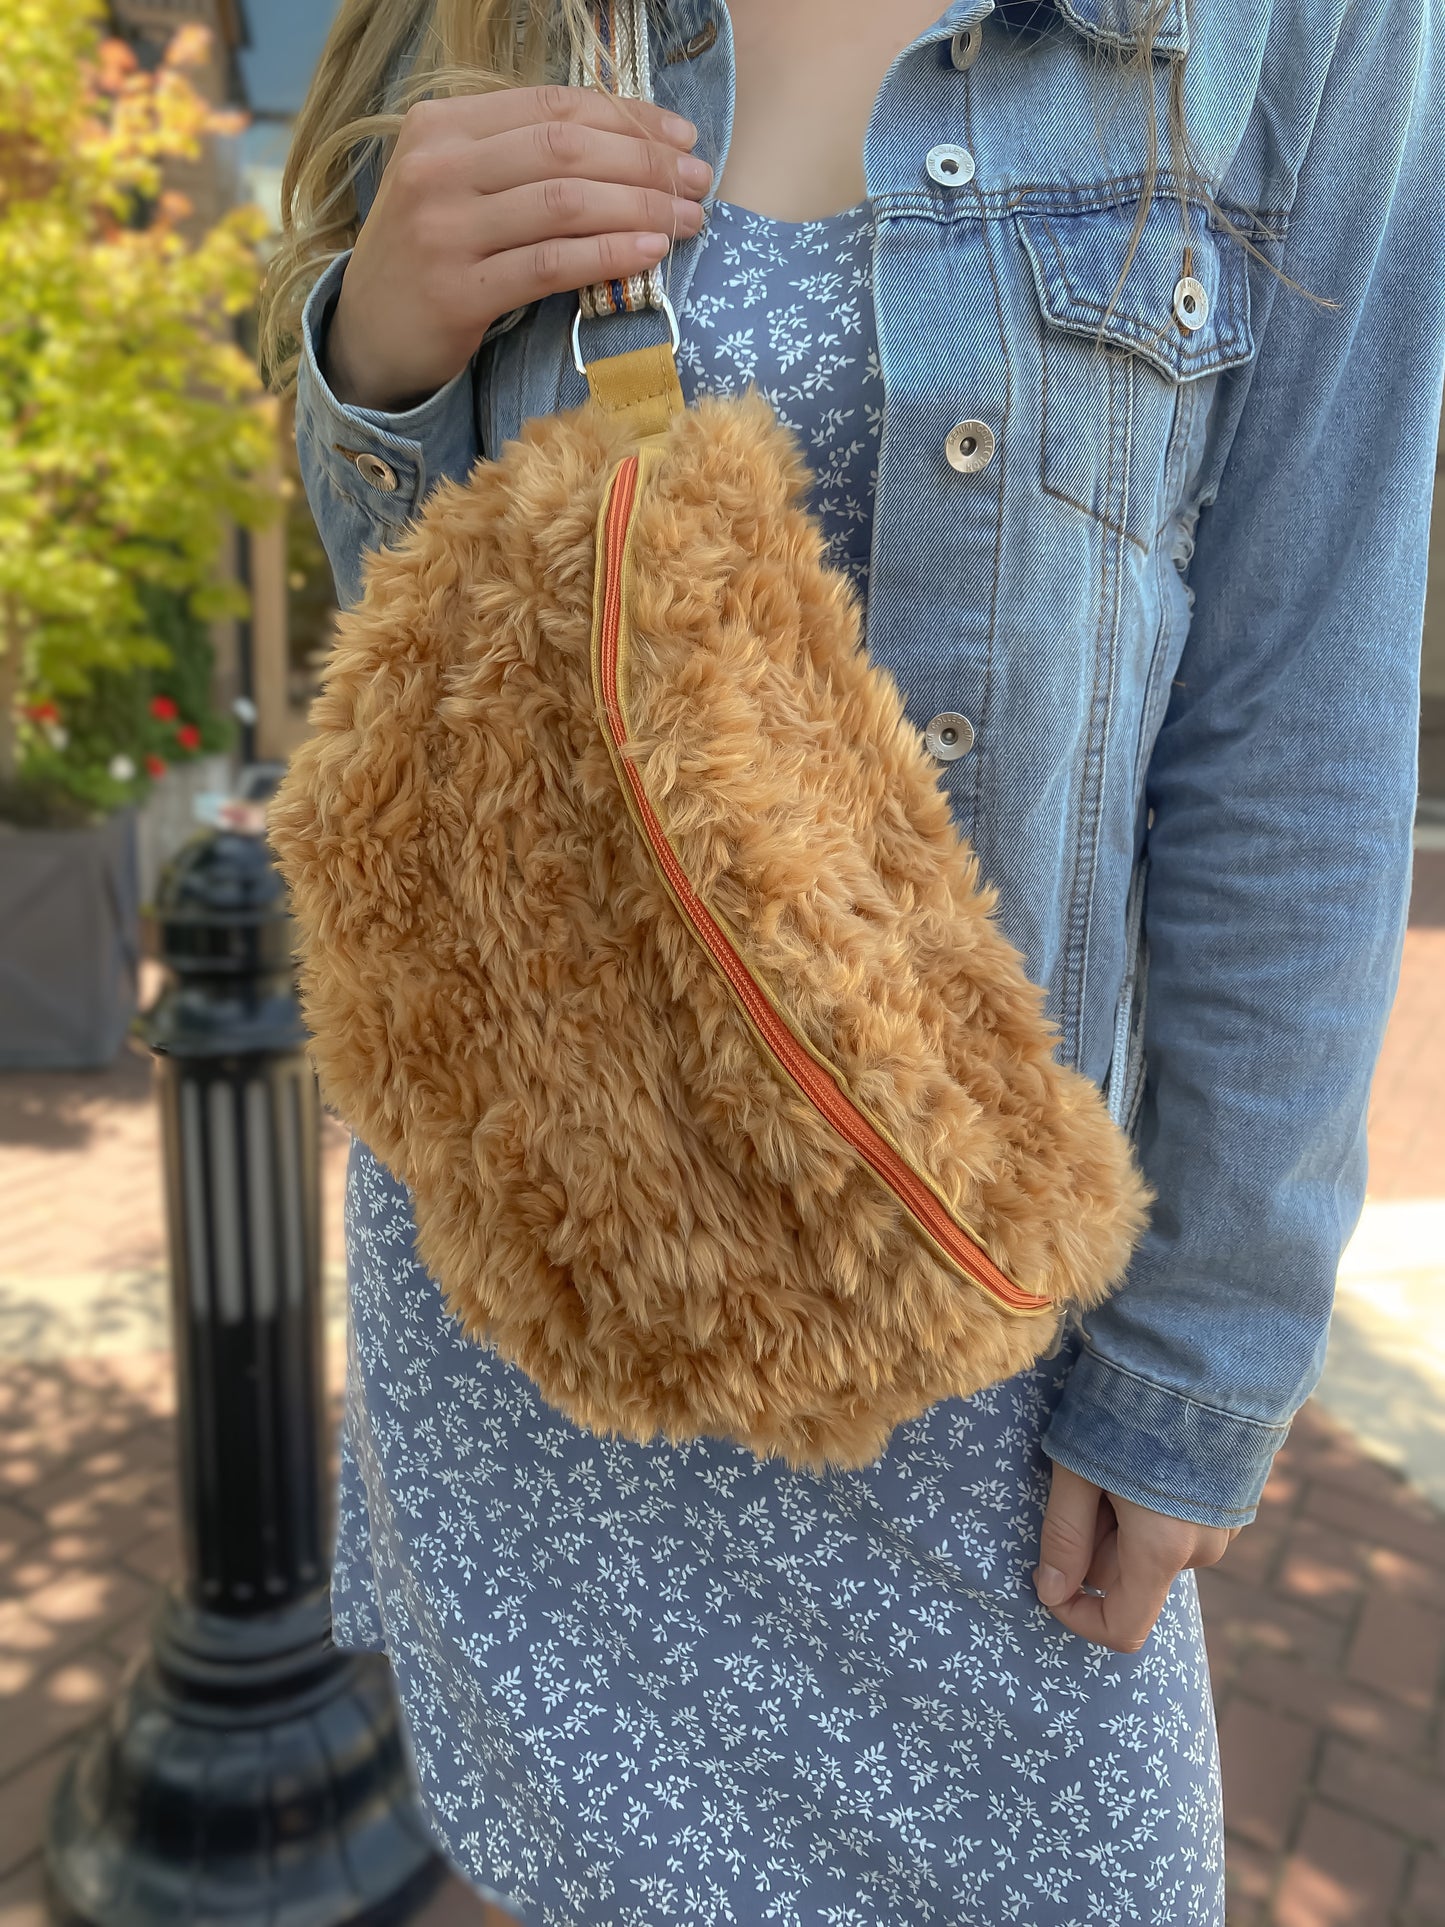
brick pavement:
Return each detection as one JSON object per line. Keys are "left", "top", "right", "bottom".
{"left": 1, "top": 853, "right": 1442, "bottom": 1927}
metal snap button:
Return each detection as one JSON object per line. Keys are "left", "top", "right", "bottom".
{"left": 1173, "top": 275, "right": 1208, "bottom": 331}
{"left": 945, "top": 420, "right": 995, "bottom": 473}
{"left": 925, "top": 143, "right": 975, "bottom": 187}
{"left": 353, "top": 452, "right": 400, "bottom": 493}
{"left": 924, "top": 712, "right": 975, "bottom": 761}
{"left": 950, "top": 22, "right": 983, "bottom": 68}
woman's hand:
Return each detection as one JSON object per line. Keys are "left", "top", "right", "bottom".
{"left": 1033, "top": 1461, "right": 1243, "bottom": 1651}
{"left": 323, "top": 85, "right": 713, "bottom": 412}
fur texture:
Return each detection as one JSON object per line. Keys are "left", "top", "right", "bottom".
{"left": 267, "top": 387, "right": 1152, "bottom": 1469}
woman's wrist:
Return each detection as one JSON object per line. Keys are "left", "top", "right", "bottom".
{"left": 319, "top": 282, "right": 481, "bottom": 415}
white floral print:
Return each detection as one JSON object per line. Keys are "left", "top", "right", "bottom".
{"left": 674, "top": 198, "right": 883, "bottom": 602}
{"left": 335, "top": 1139, "right": 1224, "bottom": 1927}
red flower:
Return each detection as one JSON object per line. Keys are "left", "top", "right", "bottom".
{"left": 27, "top": 701, "right": 60, "bottom": 724}
{"left": 145, "top": 753, "right": 168, "bottom": 779}
{"left": 176, "top": 723, "right": 202, "bottom": 751}
{"left": 149, "top": 695, "right": 179, "bottom": 722}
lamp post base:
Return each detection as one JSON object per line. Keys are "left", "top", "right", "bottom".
{"left": 44, "top": 1589, "right": 443, "bottom": 1926}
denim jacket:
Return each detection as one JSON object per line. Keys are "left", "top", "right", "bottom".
{"left": 293, "top": 0, "right": 1445, "bottom": 1529}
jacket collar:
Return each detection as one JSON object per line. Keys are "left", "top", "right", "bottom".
{"left": 656, "top": 0, "right": 1190, "bottom": 66}
{"left": 1048, "top": 0, "right": 1190, "bottom": 57}
{"left": 943, "top": 0, "right": 1191, "bottom": 57}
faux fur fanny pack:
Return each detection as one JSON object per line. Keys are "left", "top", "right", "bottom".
{"left": 266, "top": 0, "right": 1151, "bottom": 1470}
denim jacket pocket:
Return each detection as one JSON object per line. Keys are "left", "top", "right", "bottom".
{"left": 1015, "top": 194, "right": 1257, "bottom": 551}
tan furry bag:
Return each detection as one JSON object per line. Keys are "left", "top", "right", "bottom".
{"left": 266, "top": 0, "right": 1151, "bottom": 1471}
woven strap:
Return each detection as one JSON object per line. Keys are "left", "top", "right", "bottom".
{"left": 569, "top": 0, "right": 669, "bottom": 322}
{"left": 567, "top": 0, "right": 683, "bottom": 436}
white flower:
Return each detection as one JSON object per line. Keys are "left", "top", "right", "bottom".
{"left": 108, "top": 754, "right": 136, "bottom": 782}
{"left": 46, "top": 724, "right": 69, "bottom": 750}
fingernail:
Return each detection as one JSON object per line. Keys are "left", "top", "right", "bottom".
{"left": 636, "top": 232, "right": 671, "bottom": 257}
{"left": 1033, "top": 1564, "right": 1069, "bottom": 1605}
{"left": 662, "top": 112, "right": 698, "bottom": 145}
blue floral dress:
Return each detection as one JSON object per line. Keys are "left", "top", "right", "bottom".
{"left": 331, "top": 197, "right": 1226, "bottom": 1927}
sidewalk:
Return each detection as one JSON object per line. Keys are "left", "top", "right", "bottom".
{"left": 1, "top": 852, "right": 1442, "bottom": 1927}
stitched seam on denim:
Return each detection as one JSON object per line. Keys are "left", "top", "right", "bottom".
{"left": 1123, "top": 1027, "right": 1147, "bottom": 1137}
{"left": 1053, "top": 0, "right": 1189, "bottom": 58}
{"left": 1038, "top": 425, "right": 1149, "bottom": 547}
{"left": 1153, "top": 369, "right": 1198, "bottom": 547}
{"left": 967, "top": 66, "right": 1007, "bottom": 833}
{"left": 1132, "top": 375, "right": 1186, "bottom": 751}
{"left": 1026, "top": 204, "right": 1252, "bottom": 551}
{"left": 1023, "top": 200, "right": 1264, "bottom": 350}
{"left": 1040, "top": 485, "right": 1150, "bottom": 552}
{"left": 1026, "top": 207, "right": 1251, "bottom": 380}
{"left": 1213, "top": 217, "right": 1255, "bottom": 365}
{"left": 1127, "top": 881, "right": 1151, "bottom": 1133}
{"left": 1043, "top": 1440, "right": 1262, "bottom": 1520}
{"left": 1056, "top": 357, "right": 1122, "bottom": 1066}
{"left": 1051, "top": 20, "right": 1186, "bottom": 60}
{"left": 1074, "top": 1343, "right": 1294, "bottom": 1432}
{"left": 1037, "top": 290, "right": 1152, "bottom": 554}
{"left": 1131, "top": 370, "right": 1200, "bottom": 768}
{"left": 1030, "top": 216, "right": 1086, "bottom": 529}
{"left": 1132, "top": 547, "right": 1177, "bottom": 798}
{"left": 1073, "top": 359, "right": 1129, "bottom": 1061}
{"left": 876, "top": 180, "right": 1289, "bottom": 226}
{"left": 1025, "top": 209, "right": 1134, "bottom": 543}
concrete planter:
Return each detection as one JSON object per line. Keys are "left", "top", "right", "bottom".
{"left": 0, "top": 809, "right": 141, "bottom": 1070}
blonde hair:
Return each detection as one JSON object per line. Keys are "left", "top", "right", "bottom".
{"left": 259, "top": 0, "right": 1309, "bottom": 392}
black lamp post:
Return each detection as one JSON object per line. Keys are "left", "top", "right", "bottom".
{"left": 44, "top": 819, "right": 442, "bottom": 1925}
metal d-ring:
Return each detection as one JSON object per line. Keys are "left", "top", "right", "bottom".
{"left": 571, "top": 290, "right": 680, "bottom": 377}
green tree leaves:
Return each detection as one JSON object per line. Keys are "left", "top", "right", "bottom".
{"left": 0, "top": 0, "right": 278, "bottom": 819}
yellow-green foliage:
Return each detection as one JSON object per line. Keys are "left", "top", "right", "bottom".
{"left": 0, "top": 0, "right": 279, "bottom": 797}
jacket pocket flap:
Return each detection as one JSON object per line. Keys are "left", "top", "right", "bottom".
{"left": 1016, "top": 197, "right": 1255, "bottom": 383}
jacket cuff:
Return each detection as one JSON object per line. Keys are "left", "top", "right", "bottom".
{"left": 295, "top": 251, "right": 482, "bottom": 530}
{"left": 1040, "top": 1343, "right": 1291, "bottom": 1530}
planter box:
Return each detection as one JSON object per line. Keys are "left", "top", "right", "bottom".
{"left": 0, "top": 809, "right": 141, "bottom": 1070}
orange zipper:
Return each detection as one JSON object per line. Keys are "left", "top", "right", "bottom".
{"left": 592, "top": 452, "right": 1052, "bottom": 1319}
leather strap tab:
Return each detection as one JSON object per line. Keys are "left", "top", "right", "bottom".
{"left": 584, "top": 341, "right": 685, "bottom": 440}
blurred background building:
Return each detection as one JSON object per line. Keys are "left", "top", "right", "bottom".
{"left": 112, "top": 0, "right": 338, "bottom": 826}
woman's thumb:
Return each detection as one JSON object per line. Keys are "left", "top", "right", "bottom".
{"left": 1034, "top": 1462, "right": 1102, "bottom": 1606}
